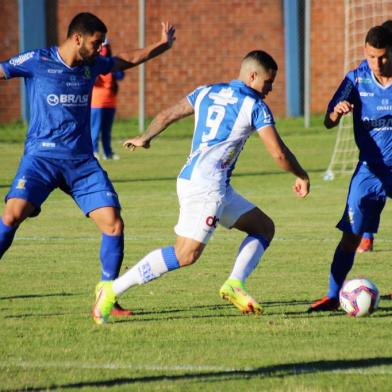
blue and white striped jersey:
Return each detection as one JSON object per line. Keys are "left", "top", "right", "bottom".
{"left": 327, "top": 60, "right": 392, "bottom": 166}
{"left": 179, "top": 80, "right": 275, "bottom": 188}
{"left": 1, "top": 47, "right": 113, "bottom": 159}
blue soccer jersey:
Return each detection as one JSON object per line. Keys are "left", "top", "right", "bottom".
{"left": 327, "top": 61, "right": 392, "bottom": 166}
{"left": 0, "top": 47, "right": 114, "bottom": 159}
{"left": 179, "top": 80, "right": 275, "bottom": 187}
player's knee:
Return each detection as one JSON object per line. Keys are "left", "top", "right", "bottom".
{"left": 254, "top": 216, "right": 275, "bottom": 242}
{"left": 105, "top": 217, "right": 124, "bottom": 236}
{"left": 2, "top": 212, "right": 24, "bottom": 228}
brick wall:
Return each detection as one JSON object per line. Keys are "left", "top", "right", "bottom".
{"left": 310, "top": 1, "right": 345, "bottom": 114}
{"left": 0, "top": 1, "right": 20, "bottom": 122}
{"left": 0, "top": 0, "right": 357, "bottom": 122}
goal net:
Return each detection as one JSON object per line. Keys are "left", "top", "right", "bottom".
{"left": 324, "top": 0, "right": 392, "bottom": 181}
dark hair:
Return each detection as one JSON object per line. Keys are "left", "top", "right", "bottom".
{"left": 243, "top": 50, "right": 278, "bottom": 72}
{"left": 67, "top": 12, "right": 107, "bottom": 38}
{"left": 365, "top": 26, "right": 392, "bottom": 48}
{"left": 382, "top": 20, "right": 392, "bottom": 34}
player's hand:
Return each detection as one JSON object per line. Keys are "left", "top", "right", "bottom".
{"left": 123, "top": 136, "right": 150, "bottom": 151}
{"left": 293, "top": 176, "right": 310, "bottom": 198}
{"left": 160, "top": 22, "right": 176, "bottom": 48}
{"left": 334, "top": 101, "right": 354, "bottom": 115}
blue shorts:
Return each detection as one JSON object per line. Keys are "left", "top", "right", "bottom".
{"left": 6, "top": 155, "right": 121, "bottom": 217}
{"left": 337, "top": 161, "right": 392, "bottom": 234}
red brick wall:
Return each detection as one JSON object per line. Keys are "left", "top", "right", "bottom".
{"left": 0, "top": 1, "right": 20, "bottom": 122}
{"left": 0, "top": 0, "right": 358, "bottom": 122}
{"left": 310, "top": 1, "right": 345, "bottom": 114}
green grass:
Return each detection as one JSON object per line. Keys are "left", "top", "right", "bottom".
{"left": 0, "top": 116, "right": 391, "bottom": 391}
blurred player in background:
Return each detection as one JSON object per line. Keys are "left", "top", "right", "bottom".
{"left": 0, "top": 12, "right": 175, "bottom": 316}
{"left": 309, "top": 25, "right": 392, "bottom": 312}
{"left": 91, "top": 38, "right": 124, "bottom": 161}
{"left": 93, "top": 50, "right": 310, "bottom": 324}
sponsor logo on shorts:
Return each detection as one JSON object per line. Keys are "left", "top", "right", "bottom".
{"left": 42, "top": 142, "right": 56, "bottom": 148}
{"left": 16, "top": 177, "right": 26, "bottom": 190}
{"left": 206, "top": 215, "right": 219, "bottom": 228}
{"left": 106, "top": 192, "right": 117, "bottom": 198}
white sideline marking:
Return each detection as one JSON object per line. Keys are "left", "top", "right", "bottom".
{"left": 0, "top": 361, "right": 391, "bottom": 375}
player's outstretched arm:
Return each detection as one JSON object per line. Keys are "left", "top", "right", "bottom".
{"left": 123, "top": 97, "right": 194, "bottom": 150}
{"left": 0, "top": 65, "right": 6, "bottom": 80}
{"left": 324, "top": 100, "right": 354, "bottom": 129}
{"left": 112, "top": 22, "right": 175, "bottom": 72}
{"left": 258, "top": 125, "right": 310, "bottom": 198}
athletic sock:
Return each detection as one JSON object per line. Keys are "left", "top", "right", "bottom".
{"left": 327, "top": 246, "right": 355, "bottom": 298}
{"left": 0, "top": 219, "right": 17, "bottom": 259}
{"left": 229, "top": 234, "right": 270, "bottom": 282}
{"left": 113, "top": 245, "right": 180, "bottom": 296}
{"left": 100, "top": 233, "right": 124, "bottom": 281}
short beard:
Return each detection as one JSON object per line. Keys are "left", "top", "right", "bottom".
{"left": 79, "top": 45, "right": 95, "bottom": 65}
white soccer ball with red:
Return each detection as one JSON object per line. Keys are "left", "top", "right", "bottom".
{"left": 339, "top": 278, "right": 380, "bottom": 317}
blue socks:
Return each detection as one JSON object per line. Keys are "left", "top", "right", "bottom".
{"left": 0, "top": 219, "right": 17, "bottom": 259}
{"left": 161, "top": 245, "right": 180, "bottom": 271}
{"left": 100, "top": 233, "right": 124, "bottom": 280}
{"left": 328, "top": 246, "right": 355, "bottom": 298}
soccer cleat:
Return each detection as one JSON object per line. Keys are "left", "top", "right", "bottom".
{"left": 307, "top": 296, "right": 340, "bottom": 313}
{"left": 92, "top": 281, "right": 117, "bottom": 324}
{"left": 219, "top": 278, "right": 263, "bottom": 315}
{"left": 111, "top": 301, "right": 133, "bottom": 317}
{"left": 356, "top": 238, "right": 374, "bottom": 253}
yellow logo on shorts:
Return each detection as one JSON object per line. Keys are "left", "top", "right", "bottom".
{"left": 16, "top": 177, "right": 26, "bottom": 190}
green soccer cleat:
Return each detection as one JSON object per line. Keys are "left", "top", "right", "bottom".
{"left": 92, "top": 281, "right": 117, "bottom": 324}
{"left": 219, "top": 278, "right": 263, "bottom": 315}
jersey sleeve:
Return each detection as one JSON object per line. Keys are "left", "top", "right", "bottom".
{"left": 0, "top": 50, "right": 37, "bottom": 79}
{"left": 186, "top": 85, "right": 207, "bottom": 107}
{"left": 252, "top": 101, "right": 275, "bottom": 131}
{"left": 92, "top": 55, "right": 115, "bottom": 77}
{"left": 327, "top": 71, "right": 355, "bottom": 113}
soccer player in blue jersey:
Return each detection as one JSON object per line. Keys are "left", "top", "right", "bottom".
{"left": 0, "top": 12, "right": 175, "bottom": 316}
{"left": 309, "top": 25, "right": 392, "bottom": 312}
{"left": 92, "top": 50, "right": 310, "bottom": 324}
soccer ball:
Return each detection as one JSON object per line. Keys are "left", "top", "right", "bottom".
{"left": 339, "top": 278, "right": 380, "bottom": 317}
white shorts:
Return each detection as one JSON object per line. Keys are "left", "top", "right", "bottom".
{"left": 174, "top": 178, "right": 256, "bottom": 244}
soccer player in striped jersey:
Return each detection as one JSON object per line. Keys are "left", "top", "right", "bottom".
{"left": 0, "top": 12, "right": 175, "bottom": 316}
{"left": 309, "top": 25, "right": 392, "bottom": 312}
{"left": 93, "top": 50, "right": 310, "bottom": 324}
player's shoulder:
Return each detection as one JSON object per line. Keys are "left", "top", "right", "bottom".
{"left": 346, "top": 60, "right": 371, "bottom": 82}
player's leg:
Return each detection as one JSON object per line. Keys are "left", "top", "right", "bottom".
{"left": 309, "top": 163, "right": 385, "bottom": 312}
{"left": 0, "top": 198, "right": 35, "bottom": 259}
{"left": 89, "top": 206, "right": 124, "bottom": 280}
{"left": 65, "top": 157, "right": 131, "bottom": 316}
{"left": 0, "top": 156, "right": 56, "bottom": 260}
{"left": 218, "top": 190, "right": 273, "bottom": 315}
{"left": 100, "top": 108, "right": 116, "bottom": 159}
{"left": 90, "top": 108, "right": 102, "bottom": 158}
{"left": 93, "top": 178, "right": 218, "bottom": 323}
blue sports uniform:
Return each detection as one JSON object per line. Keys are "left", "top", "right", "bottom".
{"left": 0, "top": 47, "right": 123, "bottom": 282}
{"left": 0, "top": 47, "right": 121, "bottom": 215}
{"left": 328, "top": 61, "right": 392, "bottom": 235}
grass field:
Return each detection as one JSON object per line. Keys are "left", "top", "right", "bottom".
{"left": 0, "top": 116, "right": 391, "bottom": 391}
